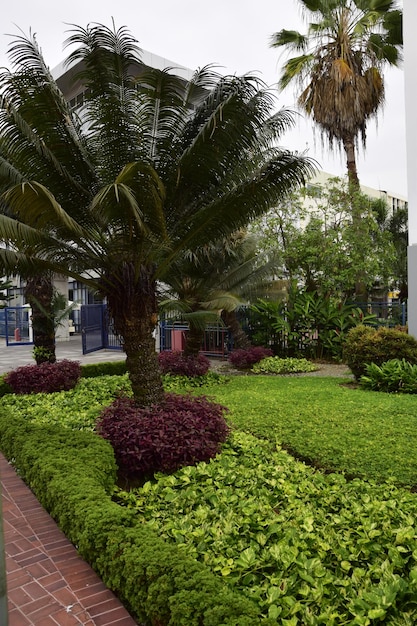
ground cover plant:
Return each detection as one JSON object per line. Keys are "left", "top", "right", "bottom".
{"left": 158, "top": 351, "right": 210, "bottom": 377}
{"left": 97, "top": 394, "right": 229, "bottom": 478}
{"left": 5, "top": 359, "right": 81, "bottom": 394}
{"left": 252, "top": 357, "right": 318, "bottom": 375}
{"left": 3, "top": 372, "right": 417, "bottom": 623}
{"left": 207, "top": 376, "right": 417, "bottom": 488}
{"left": 115, "top": 431, "right": 417, "bottom": 624}
{"left": 228, "top": 346, "right": 273, "bottom": 369}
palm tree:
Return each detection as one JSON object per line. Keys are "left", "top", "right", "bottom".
{"left": 270, "top": 0, "right": 403, "bottom": 188}
{"left": 0, "top": 23, "right": 315, "bottom": 406}
{"left": 160, "top": 231, "right": 277, "bottom": 355}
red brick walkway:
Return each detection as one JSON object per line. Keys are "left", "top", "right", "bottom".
{"left": 0, "top": 453, "right": 139, "bottom": 626}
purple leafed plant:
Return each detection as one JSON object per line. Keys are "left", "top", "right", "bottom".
{"left": 5, "top": 360, "right": 81, "bottom": 394}
{"left": 97, "top": 393, "right": 229, "bottom": 478}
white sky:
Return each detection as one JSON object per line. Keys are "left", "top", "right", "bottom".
{"left": 0, "top": 0, "right": 407, "bottom": 197}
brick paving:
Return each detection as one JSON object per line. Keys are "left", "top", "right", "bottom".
{"left": 0, "top": 337, "right": 140, "bottom": 625}
{"left": 0, "top": 453, "right": 138, "bottom": 626}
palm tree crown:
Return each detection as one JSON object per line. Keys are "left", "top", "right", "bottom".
{"left": 271, "top": 0, "right": 403, "bottom": 186}
{"left": 0, "top": 23, "right": 315, "bottom": 405}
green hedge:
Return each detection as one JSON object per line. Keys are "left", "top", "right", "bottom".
{"left": 80, "top": 360, "right": 127, "bottom": 378}
{"left": 0, "top": 410, "right": 273, "bottom": 626}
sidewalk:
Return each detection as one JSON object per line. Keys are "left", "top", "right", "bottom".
{"left": 0, "top": 336, "right": 125, "bottom": 375}
{"left": 0, "top": 338, "right": 141, "bottom": 626}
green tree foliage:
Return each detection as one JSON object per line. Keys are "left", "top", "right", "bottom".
{"left": 271, "top": 0, "right": 403, "bottom": 187}
{"left": 0, "top": 277, "right": 12, "bottom": 308}
{"left": 251, "top": 177, "right": 397, "bottom": 301}
{"left": 0, "top": 23, "right": 315, "bottom": 405}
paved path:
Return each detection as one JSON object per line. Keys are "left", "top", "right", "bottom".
{"left": 0, "top": 336, "right": 125, "bottom": 375}
{"left": 0, "top": 338, "right": 140, "bottom": 626}
{"left": 1, "top": 454, "right": 138, "bottom": 626}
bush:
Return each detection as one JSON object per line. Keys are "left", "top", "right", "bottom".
{"left": 252, "top": 356, "right": 318, "bottom": 375}
{"left": 97, "top": 393, "right": 230, "bottom": 478}
{"left": 158, "top": 351, "right": 210, "bottom": 377}
{"left": 80, "top": 360, "right": 127, "bottom": 378}
{"left": 228, "top": 346, "right": 273, "bottom": 369}
{"left": 343, "top": 325, "right": 417, "bottom": 380}
{"left": 360, "top": 359, "right": 417, "bottom": 394}
{"left": 0, "top": 373, "right": 12, "bottom": 397}
{"left": 5, "top": 359, "right": 81, "bottom": 394}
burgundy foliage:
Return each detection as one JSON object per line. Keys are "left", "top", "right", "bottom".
{"left": 158, "top": 351, "right": 210, "bottom": 377}
{"left": 96, "top": 393, "right": 229, "bottom": 478}
{"left": 228, "top": 346, "right": 273, "bottom": 369}
{"left": 5, "top": 360, "right": 81, "bottom": 394}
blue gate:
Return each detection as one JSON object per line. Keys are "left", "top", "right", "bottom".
{"left": 2, "top": 307, "right": 33, "bottom": 346}
{"left": 81, "top": 304, "right": 122, "bottom": 354}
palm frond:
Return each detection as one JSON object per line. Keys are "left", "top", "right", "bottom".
{"left": 3, "top": 182, "right": 89, "bottom": 237}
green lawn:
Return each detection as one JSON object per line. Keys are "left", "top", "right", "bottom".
{"left": 207, "top": 376, "right": 417, "bottom": 487}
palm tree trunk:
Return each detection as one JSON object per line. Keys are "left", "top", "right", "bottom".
{"left": 221, "top": 310, "right": 251, "bottom": 350}
{"left": 24, "top": 275, "right": 56, "bottom": 364}
{"left": 119, "top": 314, "right": 164, "bottom": 407}
{"left": 183, "top": 323, "right": 205, "bottom": 356}
{"left": 343, "top": 136, "right": 367, "bottom": 302}
{"left": 106, "top": 265, "right": 164, "bottom": 407}
{"left": 343, "top": 136, "right": 360, "bottom": 189}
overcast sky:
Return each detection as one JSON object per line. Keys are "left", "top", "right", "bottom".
{"left": 0, "top": 0, "right": 407, "bottom": 197}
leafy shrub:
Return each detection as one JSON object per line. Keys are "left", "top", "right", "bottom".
{"left": 158, "top": 351, "right": 210, "bottom": 377}
{"left": 360, "top": 359, "right": 417, "bottom": 394}
{"left": 80, "top": 360, "right": 127, "bottom": 378}
{"left": 343, "top": 325, "right": 417, "bottom": 380}
{"left": 162, "top": 371, "right": 228, "bottom": 392}
{"left": 116, "top": 429, "right": 417, "bottom": 624}
{"left": 97, "top": 393, "right": 229, "bottom": 478}
{"left": 5, "top": 359, "right": 81, "bottom": 394}
{"left": 252, "top": 356, "right": 318, "bottom": 374}
{"left": 0, "top": 373, "right": 12, "bottom": 397}
{"left": 228, "top": 346, "right": 273, "bottom": 369}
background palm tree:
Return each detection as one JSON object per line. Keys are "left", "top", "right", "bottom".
{"left": 160, "top": 231, "right": 278, "bottom": 355}
{"left": 270, "top": 0, "right": 403, "bottom": 188}
{"left": 0, "top": 23, "right": 315, "bottom": 406}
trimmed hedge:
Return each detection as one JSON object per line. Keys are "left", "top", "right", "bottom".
{"left": 80, "top": 360, "right": 127, "bottom": 378}
{"left": 0, "top": 411, "right": 273, "bottom": 625}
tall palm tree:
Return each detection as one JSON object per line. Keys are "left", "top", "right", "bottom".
{"left": 270, "top": 0, "right": 403, "bottom": 188}
{"left": 0, "top": 23, "right": 315, "bottom": 406}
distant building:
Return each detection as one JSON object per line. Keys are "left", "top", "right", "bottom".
{"left": 306, "top": 170, "right": 407, "bottom": 216}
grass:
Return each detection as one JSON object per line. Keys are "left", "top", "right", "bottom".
{"left": 206, "top": 376, "right": 417, "bottom": 487}
{"left": 3, "top": 373, "right": 417, "bottom": 486}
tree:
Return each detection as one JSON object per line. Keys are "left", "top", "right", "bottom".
{"left": 160, "top": 231, "right": 278, "bottom": 355}
{"left": 270, "top": 0, "right": 403, "bottom": 188}
{"left": 251, "top": 177, "right": 396, "bottom": 300}
{"left": 372, "top": 200, "right": 408, "bottom": 301}
{"left": 0, "top": 23, "right": 315, "bottom": 406}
